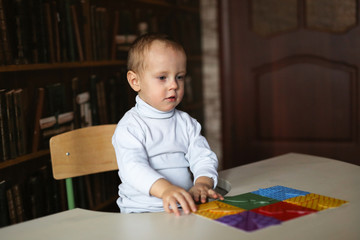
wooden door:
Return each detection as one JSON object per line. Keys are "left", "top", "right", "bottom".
{"left": 219, "top": 0, "right": 360, "bottom": 168}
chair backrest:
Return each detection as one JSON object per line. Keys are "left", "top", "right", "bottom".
{"left": 50, "top": 124, "right": 118, "bottom": 180}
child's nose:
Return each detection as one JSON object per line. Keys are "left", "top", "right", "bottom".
{"left": 169, "top": 78, "right": 178, "bottom": 90}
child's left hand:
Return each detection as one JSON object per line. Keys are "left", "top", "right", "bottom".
{"left": 188, "top": 176, "right": 224, "bottom": 204}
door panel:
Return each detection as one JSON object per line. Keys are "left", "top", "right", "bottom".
{"left": 219, "top": 0, "right": 360, "bottom": 168}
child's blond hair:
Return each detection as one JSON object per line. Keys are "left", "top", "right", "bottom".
{"left": 127, "top": 33, "right": 186, "bottom": 73}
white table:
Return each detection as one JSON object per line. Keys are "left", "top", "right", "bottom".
{"left": 1, "top": 153, "right": 359, "bottom": 240}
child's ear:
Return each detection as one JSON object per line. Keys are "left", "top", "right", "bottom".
{"left": 127, "top": 70, "right": 140, "bottom": 92}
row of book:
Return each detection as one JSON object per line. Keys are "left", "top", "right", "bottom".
{"left": 0, "top": 163, "right": 120, "bottom": 227}
{"left": 0, "top": 66, "right": 134, "bottom": 162}
{"left": 0, "top": 0, "right": 119, "bottom": 65}
{"left": 0, "top": 0, "right": 201, "bottom": 66}
{"left": 0, "top": 89, "right": 27, "bottom": 161}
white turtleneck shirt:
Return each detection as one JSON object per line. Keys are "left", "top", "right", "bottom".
{"left": 112, "top": 95, "right": 219, "bottom": 213}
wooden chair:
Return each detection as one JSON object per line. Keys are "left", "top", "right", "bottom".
{"left": 49, "top": 124, "right": 118, "bottom": 210}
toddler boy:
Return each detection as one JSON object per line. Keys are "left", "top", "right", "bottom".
{"left": 112, "top": 33, "right": 223, "bottom": 216}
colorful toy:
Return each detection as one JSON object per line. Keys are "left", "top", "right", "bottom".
{"left": 194, "top": 185, "right": 348, "bottom": 232}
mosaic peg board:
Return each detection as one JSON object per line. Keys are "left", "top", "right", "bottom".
{"left": 193, "top": 185, "right": 348, "bottom": 232}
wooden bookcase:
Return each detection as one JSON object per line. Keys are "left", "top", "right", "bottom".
{"left": 0, "top": 0, "right": 203, "bottom": 227}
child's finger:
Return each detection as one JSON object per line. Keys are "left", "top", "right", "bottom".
{"left": 208, "top": 189, "right": 224, "bottom": 200}
{"left": 201, "top": 192, "right": 208, "bottom": 203}
{"left": 169, "top": 199, "right": 181, "bottom": 216}
{"left": 182, "top": 192, "right": 197, "bottom": 213}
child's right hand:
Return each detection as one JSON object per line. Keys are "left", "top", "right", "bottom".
{"left": 150, "top": 178, "right": 197, "bottom": 216}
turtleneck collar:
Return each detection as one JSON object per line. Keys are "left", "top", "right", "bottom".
{"left": 135, "top": 95, "right": 175, "bottom": 119}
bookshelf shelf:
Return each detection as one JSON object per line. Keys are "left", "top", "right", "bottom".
{"left": 0, "top": 150, "right": 50, "bottom": 171}
{"left": 0, "top": 61, "right": 127, "bottom": 73}
{"left": 134, "top": 0, "right": 199, "bottom": 12}
{"left": 0, "top": 0, "right": 203, "bottom": 227}
{"left": 0, "top": 57, "right": 201, "bottom": 73}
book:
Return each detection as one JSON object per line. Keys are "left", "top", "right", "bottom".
{"left": 0, "top": 0, "right": 13, "bottom": 65}
{"left": 40, "top": 83, "right": 71, "bottom": 148}
{"left": 80, "top": 0, "right": 92, "bottom": 61}
{"left": 94, "top": 7, "right": 103, "bottom": 60}
{"left": 73, "top": 177, "right": 87, "bottom": 209}
{"left": 13, "top": 88, "right": 27, "bottom": 156}
{"left": 76, "top": 91, "right": 92, "bottom": 127}
{"left": 64, "top": 0, "right": 76, "bottom": 61}
{"left": 110, "top": 10, "right": 119, "bottom": 60}
{"left": 71, "top": 77, "right": 81, "bottom": 129}
{"left": 44, "top": 1, "right": 55, "bottom": 63}
{"left": 38, "top": 164, "right": 59, "bottom": 215}
{"left": 51, "top": 0, "right": 61, "bottom": 62}
{"left": 70, "top": 4, "right": 84, "bottom": 62}
{"left": 56, "top": 0, "right": 69, "bottom": 62}
{"left": 90, "top": 5, "right": 97, "bottom": 60}
{"left": 96, "top": 80, "right": 108, "bottom": 124}
{"left": 0, "top": 180, "right": 9, "bottom": 227}
{"left": 57, "top": 179, "right": 67, "bottom": 211}
{"left": 84, "top": 176, "right": 94, "bottom": 209}
{"left": 6, "top": 186, "right": 16, "bottom": 224}
{"left": 98, "top": 7, "right": 108, "bottom": 60}
{"left": 26, "top": 174, "right": 45, "bottom": 219}
{"left": 5, "top": 90, "right": 17, "bottom": 159}
{"left": 45, "top": 82, "right": 67, "bottom": 116}
{"left": 13, "top": 0, "right": 30, "bottom": 64}
{"left": 107, "top": 76, "right": 118, "bottom": 124}
{"left": 32, "top": 88, "right": 45, "bottom": 152}
{"left": 12, "top": 184, "right": 25, "bottom": 223}
{"left": 89, "top": 75, "right": 99, "bottom": 125}
{"left": 39, "top": 111, "right": 74, "bottom": 130}
{"left": 39, "top": 111, "right": 74, "bottom": 140}
{"left": 0, "top": 89, "right": 9, "bottom": 161}
{"left": 29, "top": 0, "right": 48, "bottom": 63}
{"left": 28, "top": 0, "right": 39, "bottom": 63}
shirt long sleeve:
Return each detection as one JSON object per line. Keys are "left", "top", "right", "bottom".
{"left": 112, "top": 96, "right": 219, "bottom": 213}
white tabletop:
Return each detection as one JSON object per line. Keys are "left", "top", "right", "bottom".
{"left": 1, "top": 153, "right": 359, "bottom": 240}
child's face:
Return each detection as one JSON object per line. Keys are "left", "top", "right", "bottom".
{"left": 130, "top": 40, "right": 186, "bottom": 112}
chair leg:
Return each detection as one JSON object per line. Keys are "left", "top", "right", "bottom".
{"left": 65, "top": 178, "right": 76, "bottom": 210}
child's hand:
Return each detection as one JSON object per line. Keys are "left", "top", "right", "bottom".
{"left": 161, "top": 185, "right": 197, "bottom": 216}
{"left": 189, "top": 177, "right": 224, "bottom": 203}
{"left": 150, "top": 178, "right": 197, "bottom": 216}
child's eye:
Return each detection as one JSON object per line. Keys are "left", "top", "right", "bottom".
{"left": 158, "top": 76, "right": 166, "bottom": 80}
{"left": 176, "top": 75, "right": 185, "bottom": 80}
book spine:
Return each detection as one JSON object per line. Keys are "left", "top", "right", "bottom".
{"left": 110, "top": 10, "right": 119, "bottom": 60}
{"left": 76, "top": 91, "right": 92, "bottom": 127}
{"left": 28, "top": 0, "right": 39, "bottom": 63}
{"left": 0, "top": 0, "right": 13, "bottom": 65}
{"left": 13, "top": 89, "right": 27, "bottom": 156}
{"left": 56, "top": 0, "right": 68, "bottom": 62}
{"left": 96, "top": 80, "right": 108, "bottom": 124}
{"left": 70, "top": 4, "right": 84, "bottom": 62}
{"left": 35, "top": 0, "right": 49, "bottom": 63}
{"left": 64, "top": 0, "right": 76, "bottom": 61}
{"left": 44, "top": 2, "right": 55, "bottom": 63}
{"left": 80, "top": 0, "right": 92, "bottom": 61}
{"left": 6, "top": 187, "right": 17, "bottom": 224}
{"left": 0, "top": 180, "right": 9, "bottom": 227}
{"left": 89, "top": 75, "right": 99, "bottom": 125}
{"left": 0, "top": 89, "right": 9, "bottom": 161}
{"left": 90, "top": 5, "right": 98, "bottom": 60}
{"left": 71, "top": 77, "right": 81, "bottom": 129}
{"left": 13, "top": 0, "right": 30, "bottom": 64}
{"left": 27, "top": 174, "right": 45, "bottom": 219}
{"left": 32, "top": 88, "right": 44, "bottom": 153}
{"left": 12, "top": 184, "right": 25, "bottom": 223}
{"left": 51, "top": 0, "right": 61, "bottom": 62}
{"left": 5, "top": 90, "right": 17, "bottom": 159}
